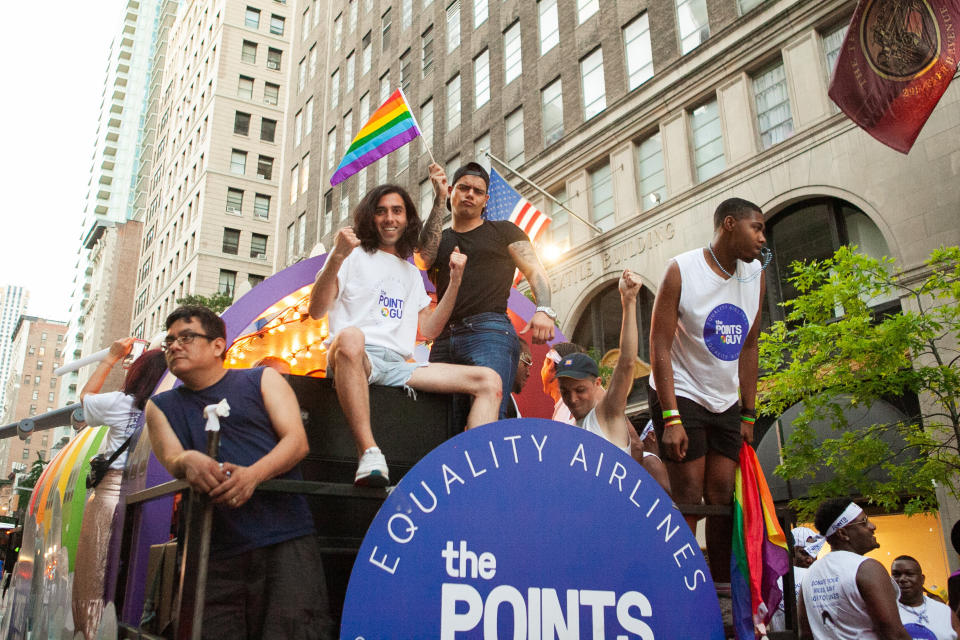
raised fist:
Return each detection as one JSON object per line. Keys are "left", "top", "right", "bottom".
{"left": 449, "top": 246, "right": 467, "bottom": 281}
{"left": 333, "top": 226, "right": 361, "bottom": 258}
{"left": 619, "top": 269, "right": 642, "bottom": 299}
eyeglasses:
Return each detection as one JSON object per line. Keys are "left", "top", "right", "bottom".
{"left": 162, "top": 331, "right": 214, "bottom": 351}
{"left": 519, "top": 354, "right": 533, "bottom": 366}
{"left": 845, "top": 516, "right": 872, "bottom": 529}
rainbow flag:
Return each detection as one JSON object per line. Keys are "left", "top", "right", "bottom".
{"left": 330, "top": 88, "right": 421, "bottom": 186}
{"left": 731, "top": 442, "right": 790, "bottom": 639}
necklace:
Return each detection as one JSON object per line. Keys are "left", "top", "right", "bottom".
{"left": 707, "top": 243, "right": 771, "bottom": 283}
{"left": 898, "top": 598, "right": 930, "bottom": 624}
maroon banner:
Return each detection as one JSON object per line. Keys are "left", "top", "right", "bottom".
{"left": 828, "top": 0, "right": 960, "bottom": 153}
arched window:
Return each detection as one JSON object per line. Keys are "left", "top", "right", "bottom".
{"left": 764, "top": 197, "right": 896, "bottom": 326}
{"left": 572, "top": 282, "right": 654, "bottom": 406}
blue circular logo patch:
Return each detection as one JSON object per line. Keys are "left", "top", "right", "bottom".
{"left": 341, "top": 418, "right": 724, "bottom": 639}
{"left": 704, "top": 303, "right": 750, "bottom": 361}
{"left": 904, "top": 622, "right": 938, "bottom": 640}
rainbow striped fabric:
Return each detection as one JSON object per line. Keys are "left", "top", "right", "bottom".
{"left": 731, "top": 442, "right": 791, "bottom": 639}
{"left": 330, "top": 88, "right": 421, "bottom": 186}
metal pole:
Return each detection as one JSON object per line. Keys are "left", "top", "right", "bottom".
{"left": 483, "top": 149, "right": 603, "bottom": 235}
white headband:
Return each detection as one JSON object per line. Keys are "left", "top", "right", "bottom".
{"left": 545, "top": 349, "right": 561, "bottom": 364}
{"left": 824, "top": 503, "right": 863, "bottom": 538}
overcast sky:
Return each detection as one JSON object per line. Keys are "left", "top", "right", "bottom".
{"left": 0, "top": 0, "right": 128, "bottom": 321}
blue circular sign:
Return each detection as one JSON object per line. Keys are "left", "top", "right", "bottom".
{"left": 904, "top": 622, "right": 938, "bottom": 639}
{"left": 704, "top": 303, "right": 750, "bottom": 361}
{"left": 341, "top": 418, "right": 724, "bottom": 639}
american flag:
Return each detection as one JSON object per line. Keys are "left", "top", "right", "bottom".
{"left": 485, "top": 167, "right": 551, "bottom": 244}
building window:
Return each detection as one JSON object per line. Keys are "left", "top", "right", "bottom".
{"left": 421, "top": 98, "right": 434, "bottom": 146}
{"left": 230, "top": 149, "right": 247, "bottom": 175}
{"left": 309, "top": 44, "right": 317, "bottom": 77}
{"left": 474, "top": 0, "right": 487, "bottom": 27}
{"left": 400, "top": 48, "right": 411, "bottom": 91}
{"left": 290, "top": 165, "right": 299, "bottom": 203}
{"left": 474, "top": 49, "right": 490, "bottom": 108}
{"left": 222, "top": 228, "right": 240, "bottom": 255}
{"left": 505, "top": 108, "right": 524, "bottom": 165}
{"left": 301, "top": 153, "right": 310, "bottom": 193}
{"left": 245, "top": 6, "right": 261, "bottom": 29}
{"left": 382, "top": 8, "right": 392, "bottom": 50}
{"left": 226, "top": 188, "right": 244, "bottom": 214}
{"left": 546, "top": 186, "right": 569, "bottom": 250}
{"left": 295, "top": 110, "right": 303, "bottom": 146}
{"left": 251, "top": 233, "right": 268, "bottom": 259}
{"left": 422, "top": 25, "right": 434, "bottom": 76}
{"left": 305, "top": 98, "right": 313, "bottom": 135}
{"left": 238, "top": 75, "right": 254, "bottom": 99}
{"left": 267, "top": 47, "right": 282, "bottom": 71}
{"left": 218, "top": 270, "right": 237, "bottom": 297}
{"left": 343, "top": 111, "right": 353, "bottom": 147}
{"left": 327, "top": 128, "right": 337, "bottom": 170}
{"left": 446, "top": 154, "right": 461, "bottom": 180}
{"left": 297, "top": 213, "right": 306, "bottom": 253}
{"left": 264, "top": 82, "right": 279, "bottom": 105}
{"left": 257, "top": 155, "right": 274, "bottom": 180}
{"left": 589, "top": 161, "right": 615, "bottom": 232}
{"left": 348, "top": 0, "right": 358, "bottom": 31}
{"left": 738, "top": 0, "right": 767, "bottom": 14}
{"left": 636, "top": 132, "right": 665, "bottom": 212}
{"left": 447, "top": 1, "right": 460, "bottom": 53}
{"left": 248, "top": 274, "right": 266, "bottom": 288}
{"left": 541, "top": 78, "right": 563, "bottom": 146}
{"left": 539, "top": 0, "right": 559, "bottom": 55}
{"left": 334, "top": 13, "right": 343, "bottom": 48}
{"left": 362, "top": 31, "right": 372, "bottom": 75}
{"left": 504, "top": 21, "right": 522, "bottom": 85}
{"left": 261, "top": 117, "right": 277, "bottom": 142}
{"left": 32, "top": 390, "right": 38, "bottom": 401}
{"left": 234, "top": 111, "right": 251, "bottom": 135}
{"left": 241, "top": 40, "right": 257, "bottom": 64}
{"left": 580, "top": 48, "right": 606, "bottom": 120}
{"left": 330, "top": 69, "right": 340, "bottom": 109}
{"left": 397, "top": 140, "right": 410, "bottom": 172}
{"left": 753, "top": 59, "right": 793, "bottom": 150}
{"left": 270, "top": 14, "right": 285, "bottom": 35}
{"left": 624, "top": 13, "right": 653, "bottom": 90}
{"left": 35, "top": 361, "right": 43, "bottom": 370}
{"left": 254, "top": 194, "right": 271, "bottom": 219}
{"left": 676, "top": 0, "right": 710, "bottom": 54}
{"left": 474, "top": 132, "right": 490, "bottom": 170}
{"left": 822, "top": 22, "right": 848, "bottom": 75}
{"left": 420, "top": 178, "right": 434, "bottom": 221}
{"left": 577, "top": 0, "right": 599, "bottom": 24}
{"left": 286, "top": 223, "right": 295, "bottom": 260}
{"left": 690, "top": 99, "right": 724, "bottom": 182}
{"left": 346, "top": 51, "right": 355, "bottom": 92}
{"left": 401, "top": 0, "right": 412, "bottom": 29}
{"left": 446, "top": 74, "right": 461, "bottom": 130}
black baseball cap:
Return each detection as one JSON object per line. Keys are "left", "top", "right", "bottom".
{"left": 555, "top": 353, "right": 600, "bottom": 380}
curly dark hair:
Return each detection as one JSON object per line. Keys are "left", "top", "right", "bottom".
{"left": 353, "top": 184, "right": 422, "bottom": 259}
{"left": 814, "top": 497, "right": 856, "bottom": 537}
{"left": 122, "top": 349, "right": 167, "bottom": 410}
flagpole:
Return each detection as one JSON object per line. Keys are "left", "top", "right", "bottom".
{"left": 484, "top": 149, "right": 603, "bottom": 235}
{"left": 398, "top": 86, "right": 437, "bottom": 166}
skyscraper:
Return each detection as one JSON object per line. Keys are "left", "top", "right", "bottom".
{"left": 0, "top": 286, "right": 29, "bottom": 417}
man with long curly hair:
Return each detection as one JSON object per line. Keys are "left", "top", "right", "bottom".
{"left": 309, "top": 184, "right": 502, "bottom": 486}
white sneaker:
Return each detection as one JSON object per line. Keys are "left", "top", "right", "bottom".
{"left": 355, "top": 447, "right": 389, "bottom": 487}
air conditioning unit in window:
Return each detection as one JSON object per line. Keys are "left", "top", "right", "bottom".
{"left": 226, "top": 206, "right": 241, "bottom": 214}
{"left": 253, "top": 252, "right": 266, "bottom": 259}
{"left": 267, "top": 61, "right": 279, "bottom": 70}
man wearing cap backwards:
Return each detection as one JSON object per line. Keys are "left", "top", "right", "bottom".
{"left": 648, "top": 197, "right": 767, "bottom": 582}
{"left": 891, "top": 555, "right": 960, "bottom": 639}
{"left": 798, "top": 498, "right": 910, "bottom": 639}
{"left": 418, "top": 162, "right": 556, "bottom": 421}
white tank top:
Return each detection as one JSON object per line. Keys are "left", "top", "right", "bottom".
{"left": 650, "top": 248, "right": 761, "bottom": 412}
{"left": 802, "top": 550, "right": 900, "bottom": 640}
{"left": 576, "top": 407, "right": 631, "bottom": 454}
{"left": 898, "top": 595, "right": 957, "bottom": 640}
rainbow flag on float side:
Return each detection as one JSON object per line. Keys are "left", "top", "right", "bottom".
{"left": 330, "top": 88, "right": 421, "bottom": 186}
{"left": 730, "top": 442, "right": 790, "bottom": 639}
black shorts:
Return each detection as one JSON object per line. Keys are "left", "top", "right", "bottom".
{"left": 648, "top": 385, "right": 741, "bottom": 462}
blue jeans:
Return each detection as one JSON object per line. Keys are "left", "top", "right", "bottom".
{"left": 429, "top": 312, "right": 520, "bottom": 423}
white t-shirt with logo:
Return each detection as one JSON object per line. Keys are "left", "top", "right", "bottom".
{"left": 898, "top": 595, "right": 957, "bottom": 640}
{"left": 82, "top": 391, "right": 140, "bottom": 469}
{"left": 327, "top": 248, "right": 432, "bottom": 359}
{"left": 650, "top": 248, "right": 761, "bottom": 412}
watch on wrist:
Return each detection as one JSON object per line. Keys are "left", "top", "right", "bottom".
{"left": 535, "top": 306, "right": 557, "bottom": 320}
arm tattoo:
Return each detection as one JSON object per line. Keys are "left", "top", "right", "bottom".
{"left": 509, "top": 241, "right": 552, "bottom": 306}
{"left": 417, "top": 201, "right": 445, "bottom": 268}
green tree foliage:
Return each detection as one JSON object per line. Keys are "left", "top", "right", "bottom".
{"left": 175, "top": 292, "right": 233, "bottom": 314}
{"left": 759, "top": 246, "right": 960, "bottom": 519}
{"left": 15, "top": 452, "right": 48, "bottom": 519}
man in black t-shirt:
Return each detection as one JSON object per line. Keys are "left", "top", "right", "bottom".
{"left": 418, "top": 161, "right": 555, "bottom": 420}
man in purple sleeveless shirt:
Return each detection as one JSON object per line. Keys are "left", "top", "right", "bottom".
{"left": 147, "top": 305, "right": 333, "bottom": 639}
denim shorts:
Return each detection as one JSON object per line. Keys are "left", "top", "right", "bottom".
{"left": 328, "top": 344, "right": 426, "bottom": 389}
